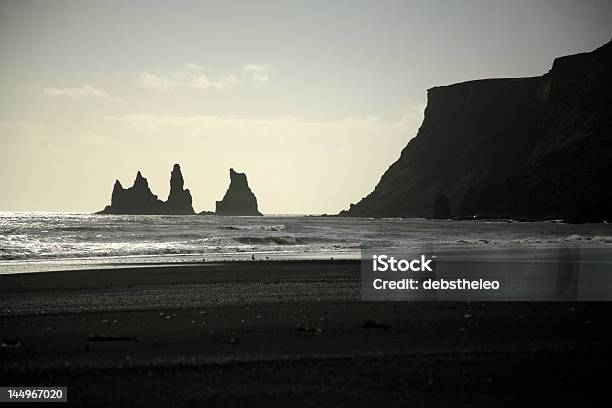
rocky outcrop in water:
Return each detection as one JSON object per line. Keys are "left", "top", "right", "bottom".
{"left": 98, "top": 171, "right": 165, "bottom": 215}
{"left": 340, "top": 40, "right": 612, "bottom": 222}
{"left": 98, "top": 164, "right": 195, "bottom": 215}
{"left": 215, "top": 169, "right": 262, "bottom": 216}
{"left": 165, "top": 164, "right": 195, "bottom": 215}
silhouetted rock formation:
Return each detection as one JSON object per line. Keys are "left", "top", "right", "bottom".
{"left": 340, "top": 40, "right": 612, "bottom": 222}
{"left": 432, "top": 193, "right": 450, "bottom": 219}
{"left": 98, "top": 164, "right": 195, "bottom": 215}
{"left": 165, "top": 164, "right": 195, "bottom": 215}
{"left": 215, "top": 169, "right": 262, "bottom": 216}
{"left": 98, "top": 171, "right": 165, "bottom": 215}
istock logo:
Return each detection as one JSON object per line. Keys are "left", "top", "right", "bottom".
{"left": 372, "top": 254, "right": 434, "bottom": 272}
{"left": 363, "top": 247, "right": 612, "bottom": 302}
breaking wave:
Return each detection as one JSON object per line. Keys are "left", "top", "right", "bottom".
{"left": 219, "top": 224, "right": 286, "bottom": 231}
{"left": 232, "top": 235, "right": 335, "bottom": 245}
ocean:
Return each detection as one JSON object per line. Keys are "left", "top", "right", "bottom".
{"left": 1, "top": 212, "right": 611, "bottom": 273}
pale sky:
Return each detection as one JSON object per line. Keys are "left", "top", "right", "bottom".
{"left": 1, "top": 0, "right": 611, "bottom": 214}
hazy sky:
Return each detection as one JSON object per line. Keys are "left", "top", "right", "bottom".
{"left": 1, "top": 0, "right": 611, "bottom": 214}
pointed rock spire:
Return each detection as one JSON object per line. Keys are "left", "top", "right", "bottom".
{"left": 215, "top": 168, "right": 262, "bottom": 216}
{"left": 165, "top": 163, "right": 195, "bottom": 215}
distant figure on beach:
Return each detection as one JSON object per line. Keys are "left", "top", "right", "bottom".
{"left": 252, "top": 254, "right": 255, "bottom": 261}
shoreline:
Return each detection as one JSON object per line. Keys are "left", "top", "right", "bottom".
{"left": 0, "top": 254, "right": 361, "bottom": 275}
{"left": 3, "top": 243, "right": 612, "bottom": 276}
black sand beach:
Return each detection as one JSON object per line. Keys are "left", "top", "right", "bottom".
{"left": 2, "top": 261, "right": 611, "bottom": 407}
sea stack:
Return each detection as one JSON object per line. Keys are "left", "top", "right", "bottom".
{"left": 215, "top": 169, "right": 262, "bottom": 216}
{"left": 165, "top": 164, "right": 195, "bottom": 215}
{"left": 97, "top": 164, "right": 195, "bottom": 215}
{"left": 98, "top": 171, "right": 165, "bottom": 214}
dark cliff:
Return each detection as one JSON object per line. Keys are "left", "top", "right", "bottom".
{"left": 341, "top": 40, "right": 612, "bottom": 222}
{"left": 215, "top": 169, "right": 262, "bottom": 216}
{"left": 98, "top": 164, "right": 195, "bottom": 215}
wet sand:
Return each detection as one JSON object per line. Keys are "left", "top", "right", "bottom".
{"left": 1, "top": 261, "right": 611, "bottom": 407}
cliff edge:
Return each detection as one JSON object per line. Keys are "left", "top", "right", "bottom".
{"left": 340, "top": 40, "right": 612, "bottom": 222}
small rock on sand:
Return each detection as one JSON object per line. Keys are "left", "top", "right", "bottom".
{"left": 362, "top": 320, "right": 391, "bottom": 329}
